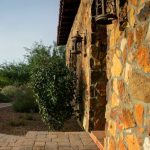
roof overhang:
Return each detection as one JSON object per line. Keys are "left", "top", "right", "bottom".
{"left": 57, "top": 0, "right": 80, "bottom": 45}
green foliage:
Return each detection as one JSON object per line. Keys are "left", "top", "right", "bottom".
{"left": 29, "top": 43, "right": 75, "bottom": 130}
{"left": 0, "top": 76, "right": 11, "bottom": 88}
{"left": 0, "top": 42, "right": 74, "bottom": 130}
{"left": 1, "top": 85, "right": 18, "bottom": 101}
{"left": 0, "top": 63, "right": 30, "bottom": 86}
{"left": 13, "top": 86, "right": 38, "bottom": 113}
{"left": 25, "top": 43, "right": 52, "bottom": 70}
{"left": 0, "top": 42, "right": 65, "bottom": 88}
{"left": 0, "top": 93, "right": 11, "bottom": 103}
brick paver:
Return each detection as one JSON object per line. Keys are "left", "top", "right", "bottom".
{"left": 0, "top": 132, "right": 99, "bottom": 150}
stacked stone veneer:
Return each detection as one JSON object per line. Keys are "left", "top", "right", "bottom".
{"left": 66, "top": 0, "right": 107, "bottom": 131}
{"left": 105, "top": 0, "right": 150, "bottom": 150}
{"left": 90, "top": 24, "right": 107, "bottom": 131}
{"left": 65, "top": 0, "right": 150, "bottom": 149}
{"left": 66, "top": 0, "right": 92, "bottom": 131}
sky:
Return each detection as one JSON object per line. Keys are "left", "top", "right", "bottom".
{"left": 0, "top": 0, "right": 60, "bottom": 64}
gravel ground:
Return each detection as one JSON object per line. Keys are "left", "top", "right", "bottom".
{"left": 0, "top": 103, "right": 12, "bottom": 108}
{"left": 0, "top": 107, "right": 82, "bottom": 135}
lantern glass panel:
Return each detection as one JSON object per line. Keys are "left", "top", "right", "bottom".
{"left": 71, "top": 32, "right": 82, "bottom": 54}
{"left": 96, "top": 0, "right": 117, "bottom": 24}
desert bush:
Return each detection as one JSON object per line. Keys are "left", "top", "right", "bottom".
{"left": 1, "top": 85, "right": 18, "bottom": 101}
{"left": 13, "top": 86, "right": 38, "bottom": 113}
{"left": 0, "top": 76, "right": 11, "bottom": 88}
{"left": 0, "top": 93, "right": 11, "bottom": 103}
{"left": 0, "top": 63, "right": 30, "bottom": 86}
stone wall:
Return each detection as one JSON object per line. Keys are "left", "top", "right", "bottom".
{"left": 66, "top": 0, "right": 107, "bottom": 131}
{"left": 105, "top": 0, "right": 150, "bottom": 149}
{"left": 66, "top": 0, "right": 150, "bottom": 149}
{"left": 90, "top": 24, "right": 107, "bottom": 131}
{"left": 66, "top": 0, "right": 92, "bottom": 131}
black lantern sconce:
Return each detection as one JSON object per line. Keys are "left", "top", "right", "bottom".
{"left": 95, "top": 0, "right": 117, "bottom": 24}
{"left": 71, "top": 31, "right": 83, "bottom": 55}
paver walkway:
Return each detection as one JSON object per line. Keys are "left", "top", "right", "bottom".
{"left": 0, "top": 103, "right": 12, "bottom": 109}
{"left": 0, "top": 131, "right": 99, "bottom": 150}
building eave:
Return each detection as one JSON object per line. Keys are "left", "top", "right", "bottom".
{"left": 57, "top": 0, "right": 80, "bottom": 45}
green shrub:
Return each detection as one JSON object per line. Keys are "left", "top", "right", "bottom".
{"left": 1, "top": 85, "right": 18, "bottom": 101}
{"left": 0, "top": 76, "right": 11, "bottom": 88}
{"left": 0, "top": 93, "right": 11, "bottom": 103}
{"left": 13, "top": 86, "right": 38, "bottom": 113}
{"left": 31, "top": 56, "right": 75, "bottom": 130}
{"left": 24, "top": 43, "right": 75, "bottom": 130}
{"left": 0, "top": 63, "right": 30, "bottom": 86}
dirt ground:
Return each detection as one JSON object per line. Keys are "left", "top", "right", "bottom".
{"left": 0, "top": 106, "right": 83, "bottom": 135}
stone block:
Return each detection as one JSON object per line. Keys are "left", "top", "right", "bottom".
{"left": 111, "top": 93, "right": 120, "bottom": 108}
{"left": 129, "top": 0, "right": 138, "bottom": 6}
{"left": 136, "top": 45, "right": 150, "bottom": 73}
{"left": 134, "top": 104, "right": 144, "bottom": 126}
{"left": 107, "top": 137, "right": 116, "bottom": 150}
{"left": 129, "top": 71, "right": 150, "bottom": 103}
{"left": 120, "top": 38, "right": 127, "bottom": 52}
{"left": 123, "top": 63, "right": 132, "bottom": 84}
{"left": 143, "top": 137, "right": 150, "bottom": 150}
{"left": 137, "top": 2, "right": 150, "bottom": 22}
{"left": 117, "top": 138, "right": 127, "bottom": 150}
{"left": 108, "top": 120, "right": 116, "bottom": 137}
{"left": 111, "top": 54, "right": 123, "bottom": 77}
{"left": 113, "top": 78, "right": 119, "bottom": 95}
{"left": 110, "top": 108, "right": 122, "bottom": 120}
{"left": 145, "top": 23, "right": 150, "bottom": 43}
{"left": 125, "top": 135, "right": 140, "bottom": 150}
{"left": 127, "top": 29, "right": 134, "bottom": 48}
{"left": 129, "top": 7, "right": 135, "bottom": 27}
{"left": 109, "top": 27, "right": 115, "bottom": 49}
{"left": 122, "top": 47, "right": 127, "bottom": 65}
{"left": 136, "top": 25, "right": 145, "bottom": 45}
{"left": 117, "top": 80, "right": 125, "bottom": 97}
{"left": 122, "top": 109, "right": 136, "bottom": 129}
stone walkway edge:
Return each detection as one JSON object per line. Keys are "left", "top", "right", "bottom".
{"left": 0, "top": 131, "right": 99, "bottom": 150}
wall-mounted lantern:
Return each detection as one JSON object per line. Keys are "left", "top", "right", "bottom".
{"left": 95, "top": 0, "right": 117, "bottom": 24}
{"left": 71, "top": 31, "right": 83, "bottom": 55}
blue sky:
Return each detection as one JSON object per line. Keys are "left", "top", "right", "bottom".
{"left": 0, "top": 0, "right": 59, "bottom": 64}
